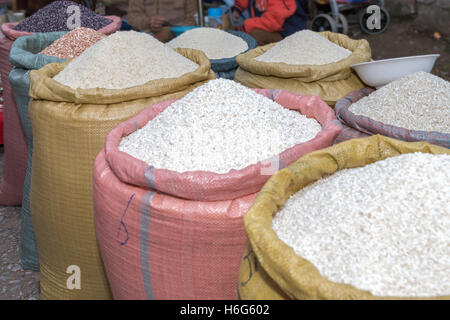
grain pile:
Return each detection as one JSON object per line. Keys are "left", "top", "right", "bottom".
{"left": 53, "top": 31, "right": 199, "bottom": 90}
{"left": 167, "top": 28, "right": 249, "bottom": 59}
{"left": 119, "top": 79, "right": 322, "bottom": 173}
{"left": 14, "top": 1, "right": 112, "bottom": 32}
{"left": 256, "top": 30, "right": 351, "bottom": 65}
{"left": 272, "top": 153, "right": 450, "bottom": 297}
{"left": 40, "top": 28, "right": 106, "bottom": 59}
{"left": 349, "top": 72, "right": 450, "bottom": 133}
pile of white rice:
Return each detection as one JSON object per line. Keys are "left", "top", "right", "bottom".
{"left": 53, "top": 31, "right": 199, "bottom": 90}
{"left": 256, "top": 30, "right": 351, "bottom": 65}
{"left": 167, "top": 27, "right": 249, "bottom": 59}
{"left": 119, "top": 79, "right": 322, "bottom": 173}
{"left": 349, "top": 72, "right": 450, "bottom": 133}
{"left": 272, "top": 152, "right": 450, "bottom": 297}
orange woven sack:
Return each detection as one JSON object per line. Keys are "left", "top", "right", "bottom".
{"left": 0, "top": 18, "right": 121, "bottom": 206}
{"left": 93, "top": 89, "right": 342, "bottom": 300}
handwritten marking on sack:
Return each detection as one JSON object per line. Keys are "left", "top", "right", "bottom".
{"left": 118, "top": 193, "right": 135, "bottom": 246}
{"left": 66, "top": 265, "right": 81, "bottom": 290}
{"left": 66, "top": 5, "right": 81, "bottom": 30}
{"left": 240, "top": 247, "right": 258, "bottom": 287}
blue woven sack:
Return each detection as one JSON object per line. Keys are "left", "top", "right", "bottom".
{"left": 8, "top": 32, "right": 66, "bottom": 271}
{"left": 210, "top": 30, "right": 257, "bottom": 79}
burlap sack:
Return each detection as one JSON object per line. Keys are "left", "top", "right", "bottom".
{"left": 28, "top": 48, "right": 215, "bottom": 300}
{"left": 238, "top": 135, "right": 450, "bottom": 300}
{"left": 234, "top": 31, "right": 372, "bottom": 105}
{"left": 93, "top": 89, "right": 342, "bottom": 300}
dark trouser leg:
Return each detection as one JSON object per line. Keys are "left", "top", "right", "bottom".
{"left": 152, "top": 27, "right": 175, "bottom": 42}
{"left": 249, "top": 29, "right": 283, "bottom": 46}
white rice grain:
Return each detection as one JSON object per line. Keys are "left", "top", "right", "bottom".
{"left": 53, "top": 31, "right": 199, "bottom": 90}
{"left": 119, "top": 79, "right": 322, "bottom": 173}
{"left": 272, "top": 152, "right": 450, "bottom": 297}
{"left": 349, "top": 72, "right": 450, "bottom": 133}
{"left": 256, "top": 30, "right": 351, "bottom": 65}
{"left": 167, "top": 27, "right": 248, "bottom": 59}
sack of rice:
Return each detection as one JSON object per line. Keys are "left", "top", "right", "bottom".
{"left": 234, "top": 30, "right": 371, "bottom": 106}
{"left": 29, "top": 31, "right": 215, "bottom": 300}
{"left": 9, "top": 28, "right": 107, "bottom": 272}
{"left": 333, "top": 88, "right": 373, "bottom": 144}
{"left": 0, "top": 1, "right": 121, "bottom": 206}
{"left": 238, "top": 135, "right": 450, "bottom": 300}
{"left": 335, "top": 72, "right": 450, "bottom": 148}
{"left": 93, "top": 79, "right": 341, "bottom": 300}
{"left": 167, "top": 28, "right": 257, "bottom": 80}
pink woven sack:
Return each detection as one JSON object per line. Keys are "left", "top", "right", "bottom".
{"left": 0, "top": 34, "right": 26, "bottom": 205}
{"left": 0, "top": 17, "right": 121, "bottom": 205}
{"left": 93, "top": 89, "right": 342, "bottom": 300}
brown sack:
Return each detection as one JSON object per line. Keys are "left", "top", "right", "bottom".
{"left": 29, "top": 48, "right": 215, "bottom": 300}
{"left": 234, "top": 31, "right": 371, "bottom": 105}
{"left": 238, "top": 135, "right": 450, "bottom": 300}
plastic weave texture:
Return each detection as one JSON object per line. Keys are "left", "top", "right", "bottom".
{"left": 0, "top": 17, "right": 122, "bottom": 206}
{"left": 9, "top": 32, "right": 67, "bottom": 271}
{"left": 28, "top": 49, "right": 215, "bottom": 300}
{"left": 238, "top": 135, "right": 450, "bottom": 300}
{"left": 93, "top": 89, "right": 341, "bottom": 300}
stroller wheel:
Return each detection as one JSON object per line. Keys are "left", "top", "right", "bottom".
{"left": 311, "top": 14, "right": 338, "bottom": 33}
{"left": 335, "top": 13, "right": 348, "bottom": 35}
{"left": 359, "top": 6, "right": 390, "bottom": 35}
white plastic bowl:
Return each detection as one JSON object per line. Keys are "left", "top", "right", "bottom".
{"left": 351, "top": 54, "right": 440, "bottom": 89}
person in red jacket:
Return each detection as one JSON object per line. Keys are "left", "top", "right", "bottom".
{"left": 231, "top": 0, "right": 307, "bottom": 45}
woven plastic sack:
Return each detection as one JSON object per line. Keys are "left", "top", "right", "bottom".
{"left": 333, "top": 89, "right": 371, "bottom": 144}
{"left": 335, "top": 88, "right": 450, "bottom": 148}
{"left": 0, "top": 32, "right": 27, "bottom": 205}
{"left": 238, "top": 135, "right": 450, "bottom": 300}
{"left": 9, "top": 32, "right": 67, "bottom": 271}
{"left": 93, "top": 89, "right": 342, "bottom": 300}
{"left": 234, "top": 31, "right": 371, "bottom": 105}
{"left": 0, "top": 18, "right": 121, "bottom": 206}
{"left": 28, "top": 49, "right": 215, "bottom": 300}
{"left": 210, "top": 31, "right": 257, "bottom": 79}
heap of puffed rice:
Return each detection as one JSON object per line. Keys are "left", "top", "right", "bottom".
{"left": 119, "top": 79, "right": 322, "bottom": 173}
{"left": 53, "top": 31, "right": 199, "bottom": 90}
{"left": 272, "top": 152, "right": 450, "bottom": 297}
{"left": 167, "top": 28, "right": 248, "bottom": 59}
{"left": 349, "top": 72, "right": 450, "bottom": 133}
{"left": 256, "top": 30, "right": 351, "bottom": 65}
{"left": 41, "top": 27, "right": 106, "bottom": 59}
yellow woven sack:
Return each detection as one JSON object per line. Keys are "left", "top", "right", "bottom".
{"left": 238, "top": 135, "right": 450, "bottom": 300}
{"left": 29, "top": 48, "right": 215, "bottom": 300}
{"left": 234, "top": 31, "right": 371, "bottom": 105}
